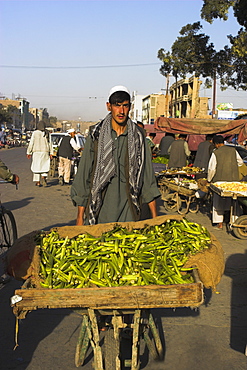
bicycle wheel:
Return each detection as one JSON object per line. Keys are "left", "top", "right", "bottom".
{"left": 0, "top": 207, "right": 18, "bottom": 249}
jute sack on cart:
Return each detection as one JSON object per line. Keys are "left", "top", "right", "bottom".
{"left": 183, "top": 232, "right": 225, "bottom": 291}
{"left": 6, "top": 230, "right": 40, "bottom": 280}
{"left": 7, "top": 215, "right": 225, "bottom": 291}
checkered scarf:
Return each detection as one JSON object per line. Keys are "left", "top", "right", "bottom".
{"left": 88, "top": 113, "right": 145, "bottom": 225}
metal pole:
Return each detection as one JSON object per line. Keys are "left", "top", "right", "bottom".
{"left": 165, "top": 74, "right": 170, "bottom": 117}
{"left": 212, "top": 71, "right": 216, "bottom": 119}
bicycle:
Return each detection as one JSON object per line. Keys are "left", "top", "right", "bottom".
{"left": 0, "top": 180, "right": 18, "bottom": 283}
{"left": 0, "top": 180, "right": 18, "bottom": 251}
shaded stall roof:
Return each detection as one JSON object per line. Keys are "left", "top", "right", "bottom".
{"left": 154, "top": 117, "right": 247, "bottom": 144}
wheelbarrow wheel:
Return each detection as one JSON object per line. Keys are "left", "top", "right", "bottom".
{"left": 159, "top": 184, "right": 170, "bottom": 199}
{"left": 75, "top": 315, "right": 90, "bottom": 367}
{"left": 104, "top": 328, "right": 121, "bottom": 370}
{"left": 163, "top": 193, "right": 181, "bottom": 211}
{"left": 232, "top": 215, "right": 247, "bottom": 239}
{"left": 189, "top": 197, "right": 199, "bottom": 213}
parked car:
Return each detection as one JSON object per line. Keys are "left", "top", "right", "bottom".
{"left": 234, "top": 114, "right": 247, "bottom": 120}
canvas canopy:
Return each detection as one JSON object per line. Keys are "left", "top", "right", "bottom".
{"left": 154, "top": 117, "right": 247, "bottom": 145}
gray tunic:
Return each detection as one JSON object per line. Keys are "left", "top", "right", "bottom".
{"left": 193, "top": 140, "right": 212, "bottom": 171}
{"left": 71, "top": 126, "right": 160, "bottom": 224}
{"left": 159, "top": 135, "right": 174, "bottom": 156}
{"left": 168, "top": 139, "right": 190, "bottom": 168}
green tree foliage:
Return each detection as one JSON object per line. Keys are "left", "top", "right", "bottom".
{"left": 233, "top": 0, "right": 247, "bottom": 28}
{"left": 201, "top": 0, "right": 247, "bottom": 90}
{"left": 200, "top": 0, "right": 236, "bottom": 23}
{"left": 201, "top": 0, "right": 247, "bottom": 28}
{"left": 0, "top": 104, "right": 20, "bottom": 126}
{"left": 158, "top": 0, "right": 247, "bottom": 91}
{"left": 49, "top": 116, "right": 57, "bottom": 127}
{"left": 158, "top": 22, "right": 232, "bottom": 89}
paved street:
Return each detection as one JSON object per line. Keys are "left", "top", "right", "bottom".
{"left": 0, "top": 147, "right": 247, "bottom": 370}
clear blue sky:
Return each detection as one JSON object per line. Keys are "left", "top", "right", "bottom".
{"left": 0, "top": 0, "right": 246, "bottom": 121}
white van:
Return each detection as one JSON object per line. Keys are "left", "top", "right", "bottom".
{"left": 49, "top": 132, "right": 86, "bottom": 156}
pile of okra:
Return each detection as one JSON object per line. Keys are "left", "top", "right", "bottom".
{"left": 37, "top": 219, "right": 211, "bottom": 289}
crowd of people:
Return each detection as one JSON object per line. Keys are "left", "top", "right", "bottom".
{"left": 156, "top": 131, "right": 247, "bottom": 230}
{"left": 26, "top": 122, "right": 82, "bottom": 187}
{"left": 1, "top": 85, "right": 247, "bottom": 233}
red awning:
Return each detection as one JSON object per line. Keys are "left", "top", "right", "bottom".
{"left": 154, "top": 117, "right": 247, "bottom": 144}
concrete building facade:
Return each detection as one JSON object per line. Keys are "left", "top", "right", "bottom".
{"left": 0, "top": 97, "right": 30, "bottom": 129}
{"left": 129, "top": 91, "right": 145, "bottom": 122}
{"left": 169, "top": 76, "right": 209, "bottom": 119}
{"left": 142, "top": 94, "right": 166, "bottom": 124}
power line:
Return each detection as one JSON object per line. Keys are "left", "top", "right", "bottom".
{"left": 0, "top": 63, "right": 160, "bottom": 70}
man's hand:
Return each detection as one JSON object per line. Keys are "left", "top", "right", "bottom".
{"left": 27, "top": 154, "right": 31, "bottom": 159}
{"left": 11, "top": 174, "right": 19, "bottom": 185}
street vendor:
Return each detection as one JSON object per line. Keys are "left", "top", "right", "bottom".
{"left": 71, "top": 85, "right": 160, "bottom": 226}
{"left": 207, "top": 135, "right": 244, "bottom": 230}
{"left": 193, "top": 134, "right": 214, "bottom": 172}
{"left": 167, "top": 134, "right": 191, "bottom": 168}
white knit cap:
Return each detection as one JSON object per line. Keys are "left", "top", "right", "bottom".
{"left": 67, "top": 128, "right": 75, "bottom": 133}
{"left": 108, "top": 85, "right": 130, "bottom": 100}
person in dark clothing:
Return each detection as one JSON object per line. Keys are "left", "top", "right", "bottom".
{"left": 0, "top": 159, "right": 19, "bottom": 185}
{"left": 193, "top": 134, "right": 214, "bottom": 172}
{"left": 146, "top": 132, "right": 156, "bottom": 153}
{"left": 207, "top": 135, "right": 244, "bottom": 229}
{"left": 168, "top": 134, "right": 190, "bottom": 168}
{"left": 159, "top": 133, "right": 175, "bottom": 156}
{"left": 57, "top": 128, "right": 81, "bottom": 185}
{"left": 71, "top": 85, "right": 160, "bottom": 226}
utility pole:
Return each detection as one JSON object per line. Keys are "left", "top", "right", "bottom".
{"left": 165, "top": 74, "right": 170, "bottom": 117}
{"left": 212, "top": 71, "right": 217, "bottom": 119}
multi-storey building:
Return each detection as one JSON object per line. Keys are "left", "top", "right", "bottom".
{"left": 37, "top": 108, "right": 49, "bottom": 123}
{"left": 142, "top": 94, "right": 166, "bottom": 124}
{"left": 169, "top": 76, "right": 209, "bottom": 118}
{"left": 129, "top": 91, "right": 145, "bottom": 122}
{"left": 29, "top": 108, "right": 39, "bottom": 130}
{"left": 0, "top": 97, "right": 30, "bottom": 129}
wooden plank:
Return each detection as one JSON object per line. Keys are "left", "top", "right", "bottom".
{"left": 12, "top": 282, "right": 203, "bottom": 317}
{"left": 159, "top": 179, "right": 195, "bottom": 196}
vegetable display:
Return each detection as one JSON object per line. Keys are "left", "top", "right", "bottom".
{"left": 214, "top": 182, "right": 247, "bottom": 193}
{"left": 152, "top": 156, "right": 169, "bottom": 164}
{"left": 37, "top": 219, "right": 211, "bottom": 289}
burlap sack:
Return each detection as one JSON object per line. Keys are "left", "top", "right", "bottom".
{"left": 183, "top": 233, "right": 225, "bottom": 291}
{"left": 52, "top": 215, "right": 183, "bottom": 239}
{"left": 7, "top": 230, "right": 40, "bottom": 280}
{"left": 197, "top": 178, "right": 210, "bottom": 193}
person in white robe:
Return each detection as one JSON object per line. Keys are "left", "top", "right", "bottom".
{"left": 26, "top": 121, "right": 51, "bottom": 187}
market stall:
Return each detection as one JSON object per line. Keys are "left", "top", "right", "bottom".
{"left": 210, "top": 182, "right": 247, "bottom": 239}
{"left": 154, "top": 117, "right": 247, "bottom": 145}
{"left": 156, "top": 166, "right": 207, "bottom": 214}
